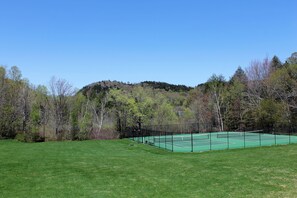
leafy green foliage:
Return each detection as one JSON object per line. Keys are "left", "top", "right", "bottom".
{"left": 255, "top": 99, "right": 287, "bottom": 129}
{"left": 153, "top": 93, "right": 178, "bottom": 125}
{"left": 77, "top": 112, "right": 92, "bottom": 140}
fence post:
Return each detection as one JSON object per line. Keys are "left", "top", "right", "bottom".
{"left": 227, "top": 131, "right": 229, "bottom": 149}
{"left": 132, "top": 129, "right": 135, "bottom": 142}
{"left": 165, "top": 132, "right": 167, "bottom": 150}
{"left": 141, "top": 129, "right": 144, "bottom": 143}
{"left": 209, "top": 132, "right": 211, "bottom": 151}
{"left": 191, "top": 131, "right": 193, "bottom": 152}
{"left": 274, "top": 132, "right": 277, "bottom": 145}
{"left": 289, "top": 127, "right": 291, "bottom": 144}
{"left": 172, "top": 132, "right": 174, "bottom": 152}
{"left": 259, "top": 131, "right": 261, "bottom": 146}
{"left": 244, "top": 131, "right": 246, "bottom": 148}
{"left": 159, "top": 131, "right": 161, "bottom": 148}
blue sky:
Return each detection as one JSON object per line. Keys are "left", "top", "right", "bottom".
{"left": 0, "top": 0, "right": 296, "bottom": 89}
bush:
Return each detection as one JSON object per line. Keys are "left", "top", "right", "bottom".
{"left": 31, "top": 133, "right": 45, "bottom": 142}
{"left": 15, "top": 132, "right": 45, "bottom": 143}
{"left": 15, "top": 133, "right": 26, "bottom": 142}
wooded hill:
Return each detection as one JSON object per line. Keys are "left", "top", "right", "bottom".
{"left": 80, "top": 80, "right": 193, "bottom": 95}
{"left": 1, "top": 52, "right": 297, "bottom": 141}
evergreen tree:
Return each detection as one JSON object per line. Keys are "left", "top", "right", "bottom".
{"left": 271, "top": 55, "right": 283, "bottom": 70}
{"left": 230, "top": 66, "right": 248, "bottom": 85}
{"left": 287, "top": 52, "right": 297, "bottom": 65}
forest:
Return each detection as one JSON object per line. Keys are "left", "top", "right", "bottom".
{"left": 0, "top": 52, "right": 297, "bottom": 142}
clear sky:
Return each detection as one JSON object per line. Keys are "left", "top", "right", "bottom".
{"left": 1, "top": 0, "right": 296, "bottom": 89}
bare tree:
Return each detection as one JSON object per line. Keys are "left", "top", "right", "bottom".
{"left": 207, "top": 75, "right": 226, "bottom": 131}
{"left": 0, "top": 66, "right": 23, "bottom": 138}
{"left": 189, "top": 88, "right": 213, "bottom": 132}
{"left": 0, "top": 67, "right": 6, "bottom": 95}
{"left": 19, "top": 80, "right": 31, "bottom": 133}
{"left": 0, "top": 67, "right": 6, "bottom": 112}
{"left": 49, "top": 77, "right": 75, "bottom": 140}
{"left": 245, "top": 58, "right": 272, "bottom": 107}
{"left": 90, "top": 92, "right": 110, "bottom": 139}
{"left": 33, "top": 85, "right": 50, "bottom": 138}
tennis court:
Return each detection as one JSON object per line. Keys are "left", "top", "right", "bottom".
{"left": 133, "top": 130, "right": 297, "bottom": 152}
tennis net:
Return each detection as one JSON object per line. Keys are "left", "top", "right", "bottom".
{"left": 217, "top": 130, "right": 264, "bottom": 138}
{"left": 153, "top": 134, "right": 209, "bottom": 143}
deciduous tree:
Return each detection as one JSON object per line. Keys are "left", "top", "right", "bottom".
{"left": 49, "top": 77, "right": 75, "bottom": 139}
{"left": 206, "top": 74, "right": 226, "bottom": 131}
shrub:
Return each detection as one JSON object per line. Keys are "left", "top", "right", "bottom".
{"left": 31, "top": 133, "right": 45, "bottom": 142}
{"left": 15, "top": 132, "right": 45, "bottom": 143}
{"left": 15, "top": 133, "right": 26, "bottom": 142}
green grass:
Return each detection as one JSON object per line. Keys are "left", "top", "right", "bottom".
{"left": 1, "top": 140, "right": 297, "bottom": 197}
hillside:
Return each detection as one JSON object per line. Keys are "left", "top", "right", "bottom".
{"left": 80, "top": 80, "right": 193, "bottom": 95}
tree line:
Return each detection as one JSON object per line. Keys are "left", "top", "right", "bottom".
{"left": 190, "top": 53, "right": 297, "bottom": 133}
{"left": 0, "top": 52, "right": 296, "bottom": 141}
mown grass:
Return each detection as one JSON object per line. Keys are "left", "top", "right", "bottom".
{"left": 1, "top": 139, "right": 297, "bottom": 197}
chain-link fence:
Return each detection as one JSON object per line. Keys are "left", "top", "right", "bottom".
{"left": 127, "top": 123, "right": 297, "bottom": 152}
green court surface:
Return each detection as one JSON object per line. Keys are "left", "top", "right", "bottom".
{"left": 133, "top": 132, "right": 297, "bottom": 152}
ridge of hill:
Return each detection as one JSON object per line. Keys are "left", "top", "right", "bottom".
{"left": 80, "top": 80, "right": 194, "bottom": 95}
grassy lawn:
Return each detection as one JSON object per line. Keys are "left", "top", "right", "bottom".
{"left": 1, "top": 140, "right": 297, "bottom": 197}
